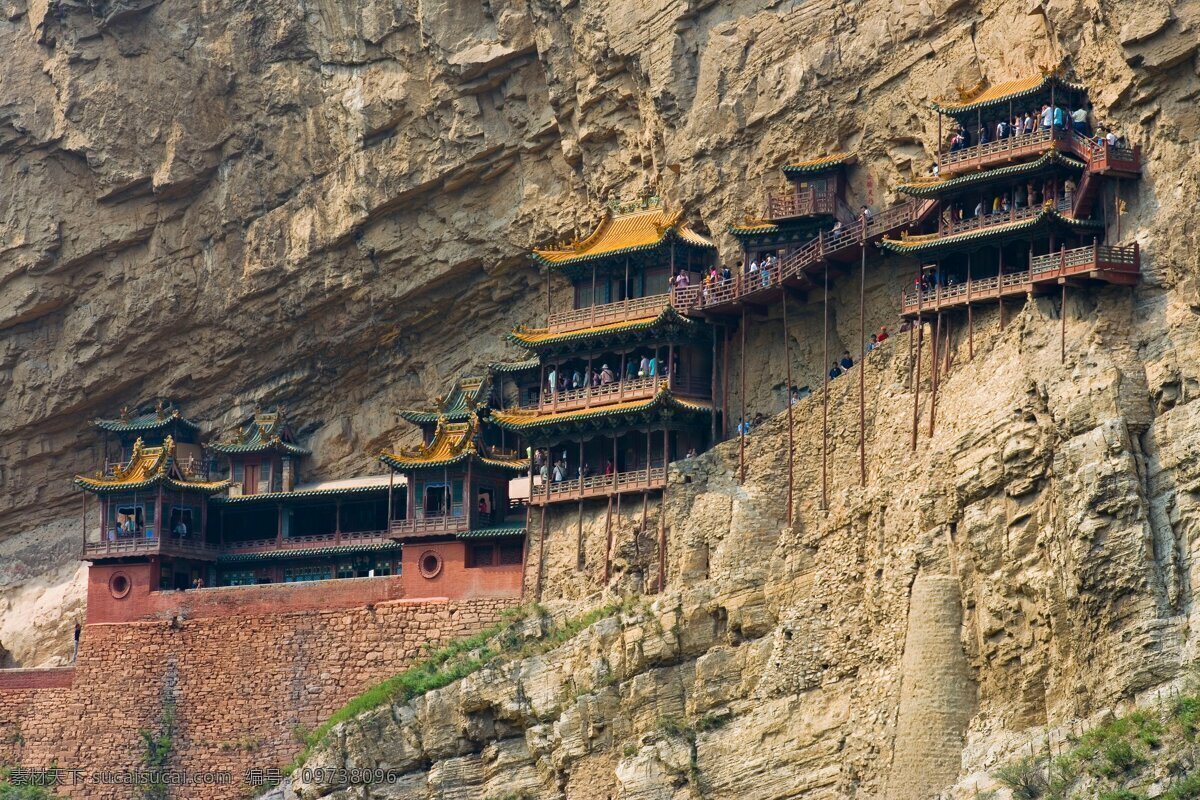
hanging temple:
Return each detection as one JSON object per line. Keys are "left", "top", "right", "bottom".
{"left": 73, "top": 72, "right": 1141, "bottom": 618}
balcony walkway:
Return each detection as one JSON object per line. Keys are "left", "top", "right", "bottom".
{"left": 899, "top": 242, "right": 1140, "bottom": 317}
{"left": 530, "top": 466, "right": 667, "bottom": 505}
{"left": 938, "top": 129, "right": 1141, "bottom": 178}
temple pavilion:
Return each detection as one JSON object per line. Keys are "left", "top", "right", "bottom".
{"left": 885, "top": 69, "right": 1142, "bottom": 319}
{"left": 729, "top": 153, "right": 855, "bottom": 268}
{"left": 494, "top": 190, "right": 718, "bottom": 506}
{"left": 380, "top": 404, "right": 529, "bottom": 597}
{"left": 77, "top": 404, "right": 399, "bottom": 591}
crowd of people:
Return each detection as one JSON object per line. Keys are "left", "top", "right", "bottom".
{"left": 544, "top": 352, "right": 678, "bottom": 398}
{"left": 946, "top": 103, "right": 1129, "bottom": 156}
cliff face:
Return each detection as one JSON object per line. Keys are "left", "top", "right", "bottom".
{"left": 4, "top": 0, "right": 1200, "bottom": 786}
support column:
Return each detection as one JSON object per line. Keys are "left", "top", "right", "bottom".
{"left": 721, "top": 324, "right": 730, "bottom": 440}
{"left": 276, "top": 503, "right": 283, "bottom": 547}
{"left": 710, "top": 332, "right": 719, "bottom": 446}
{"left": 858, "top": 235, "right": 867, "bottom": 487}
{"left": 739, "top": 308, "right": 747, "bottom": 482}
{"left": 821, "top": 264, "right": 830, "bottom": 510}
{"left": 912, "top": 315, "right": 922, "bottom": 451}
{"left": 783, "top": 290, "right": 794, "bottom": 524}
{"left": 929, "top": 312, "right": 941, "bottom": 437}
{"left": 536, "top": 506, "right": 547, "bottom": 600}
{"left": 966, "top": 253, "right": 973, "bottom": 360}
{"left": 335, "top": 500, "right": 342, "bottom": 545}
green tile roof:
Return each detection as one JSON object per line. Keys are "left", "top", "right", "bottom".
{"left": 210, "top": 410, "right": 310, "bottom": 456}
{"left": 878, "top": 209, "right": 1103, "bottom": 255}
{"left": 488, "top": 358, "right": 541, "bottom": 374}
{"left": 398, "top": 375, "right": 491, "bottom": 424}
{"left": 94, "top": 402, "right": 200, "bottom": 434}
{"left": 898, "top": 151, "right": 1086, "bottom": 198}
{"left": 216, "top": 541, "right": 401, "bottom": 563}
{"left": 458, "top": 525, "right": 527, "bottom": 539}
{"left": 210, "top": 483, "right": 392, "bottom": 505}
{"left": 491, "top": 386, "right": 712, "bottom": 433}
{"left": 507, "top": 305, "right": 704, "bottom": 351}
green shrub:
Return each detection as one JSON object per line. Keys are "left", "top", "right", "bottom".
{"left": 1099, "top": 739, "right": 1145, "bottom": 777}
{"left": 1166, "top": 771, "right": 1200, "bottom": 800}
{"left": 993, "top": 756, "right": 1048, "bottom": 800}
{"left": 1176, "top": 697, "right": 1200, "bottom": 740}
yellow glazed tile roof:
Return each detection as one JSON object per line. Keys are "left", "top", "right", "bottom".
{"left": 380, "top": 415, "right": 528, "bottom": 472}
{"left": 490, "top": 389, "right": 712, "bottom": 430}
{"left": 507, "top": 305, "right": 700, "bottom": 349}
{"left": 533, "top": 207, "right": 714, "bottom": 267}
{"left": 933, "top": 73, "right": 1088, "bottom": 114}
{"left": 75, "top": 437, "right": 229, "bottom": 494}
{"left": 782, "top": 152, "right": 856, "bottom": 173}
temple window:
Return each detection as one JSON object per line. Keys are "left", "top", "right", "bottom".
{"left": 284, "top": 565, "right": 333, "bottom": 582}
{"left": 466, "top": 540, "right": 524, "bottom": 568}
{"left": 167, "top": 506, "right": 198, "bottom": 537}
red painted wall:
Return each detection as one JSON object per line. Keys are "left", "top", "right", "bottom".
{"left": 401, "top": 540, "right": 524, "bottom": 600}
{"left": 0, "top": 668, "right": 74, "bottom": 690}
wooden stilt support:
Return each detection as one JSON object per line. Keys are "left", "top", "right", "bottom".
{"left": 536, "top": 506, "right": 548, "bottom": 600}
{"left": 821, "top": 264, "right": 830, "bottom": 510}
{"left": 998, "top": 247, "right": 1005, "bottom": 330}
{"left": 711, "top": 329, "right": 719, "bottom": 446}
{"left": 1061, "top": 282, "right": 1067, "bottom": 364}
{"left": 907, "top": 319, "right": 914, "bottom": 386}
{"left": 858, "top": 239, "right": 867, "bottom": 487}
{"left": 929, "top": 312, "right": 941, "bottom": 437}
{"left": 576, "top": 498, "right": 584, "bottom": 572}
{"left": 739, "top": 307, "right": 747, "bottom": 483}
{"left": 603, "top": 495, "right": 614, "bottom": 584}
{"left": 912, "top": 316, "right": 923, "bottom": 451}
{"left": 783, "top": 290, "right": 794, "bottom": 524}
{"left": 721, "top": 324, "right": 730, "bottom": 440}
{"left": 966, "top": 253, "right": 974, "bottom": 360}
{"left": 640, "top": 491, "right": 648, "bottom": 560}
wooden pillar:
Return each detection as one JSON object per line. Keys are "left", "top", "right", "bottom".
{"left": 912, "top": 315, "right": 922, "bottom": 451}
{"left": 603, "top": 495, "right": 614, "bottom": 584}
{"left": 658, "top": 428, "right": 669, "bottom": 592}
{"left": 576, "top": 498, "right": 584, "bottom": 572}
{"left": 966, "top": 252, "right": 973, "bottom": 360}
{"left": 408, "top": 473, "right": 416, "bottom": 521}
{"left": 739, "top": 307, "right": 747, "bottom": 483}
{"left": 387, "top": 469, "right": 395, "bottom": 527}
{"left": 155, "top": 485, "right": 163, "bottom": 542}
{"left": 998, "top": 246, "right": 1006, "bottom": 330}
{"left": 783, "top": 290, "right": 794, "bottom": 524}
{"left": 334, "top": 500, "right": 342, "bottom": 545}
{"left": 218, "top": 508, "right": 224, "bottom": 549}
{"left": 536, "top": 506, "right": 547, "bottom": 600}
{"left": 710, "top": 331, "right": 719, "bottom": 446}
{"left": 1061, "top": 282, "right": 1067, "bottom": 364}
{"left": 81, "top": 492, "right": 88, "bottom": 551}
{"left": 276, "top": 503, "right": 283, "bottom": 547}
{"left": 590, "top": 265, "right": 597, "bottom": 326}
{"left": 929, "top": 312, "right": 941, "bottom": 437}
{"left": 721, "top": 325, "right": 730, "bottom": 440}
{"left": 821, "top": 264, "right": 829, "bottom": 510}
{"left": 858, "top": 235, "right": 866, "bottom": 487}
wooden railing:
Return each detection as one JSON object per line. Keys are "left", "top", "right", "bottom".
{"left": 669, "top": 198, "right": 934, "bottom": 314}
{"left": 938, "top": 127, "right": 1141, "bottom": 176}
{"left": 766, "top": 187, "right": 836, "bottom": 221}
{"left": 941, "top": 197, "right": 1070, "bottom": 237}
{"left": 900, "top": 242, "right": 1140, "bottom": 314}
{"left": 535, "top": 371, "right": 711, "bottom": 413}
{"left": 84, "top": 535, "right": 220, "bottom": 559}
{"left": 389, "top": 514, "right": 471, "bottom": 537}
{"left": 938, "top": 127, "right": 1057, "bottom": 172}
{"left": 530, "top": 466, "right": 667, "bottom": 503}
{"left": 546, "top": 293, "right": 672, "bottom": 334}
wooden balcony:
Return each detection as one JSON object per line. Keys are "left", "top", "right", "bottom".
{"left": 84, "top": 535, "right": 220, "bottom": 561}
{"left": 547, "top": 293, "right": 672, "bottom": 335}
{"left": 530, "top": 373, "right": 711, "bottom": 414}
{"left": 388, "top": 514, "right": 471, "bottom": 539}
{"left": 765, "top": 188, "right": 836, "bottom": 222}
{"left": 937, "top": 128, "right": 1142, "bottom": 178}
{"left": 900, "top": 242, "right": 1140, "bottom": 317}
{"left": 938, "top": 197, "right": 1070, "bottom": 237}
{"left": 530, "top": 466, "right": 667, "bottom": 505}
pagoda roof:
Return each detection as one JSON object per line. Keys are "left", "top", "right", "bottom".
{"left": 75, "top": 437, "right": 230, "bottom": 496}
{"left": 490, "top": 386, "right": 712, "bottom": 433}
{"left": 94, "top": 401, "right": 200, "bottom": 435}
{"left": 507, "top": 305, "right": 703, "bottom": 351}
{"left": 398, "top": 375, "right": 491, "bottom": 425}
{"left": 932, "top": 73, "right": 1088, "bottom": 116}
{"left": 458, "top": 524, "right": 527, "bottom": 539}
{"left": 488, "top": 358, "right": 541, "bottom": 374}
{"left": 782, "top": 152, "right": 856, "bottom": 177}
{"left": 209, "top": 409, "right": 310, "bottom": 456}
{"left": 878, "top": 209, "right": 1103, "bottom": 256}
{"left": 532, "top": 198, "right": 715, "bottom": 268}
{"left": 898, "top": 151, "right": 1086, "bottom": 197}
{"left": 380, "top": 414, "right": 528, "bottom": 473}
{"left": 728, "top": 219, "right": 781, "bottom": 237}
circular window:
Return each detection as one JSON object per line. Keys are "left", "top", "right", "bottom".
{"left": 108, "top": 572, "right": 131, "bottom": 599}
{"left": 419, "top": 551, "right": 443, "bottom": 579}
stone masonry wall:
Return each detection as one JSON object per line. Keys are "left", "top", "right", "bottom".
{"left": 0, "top": 592, "right": 515, "bottom": 799}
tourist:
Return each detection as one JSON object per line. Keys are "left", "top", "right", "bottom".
{"left": 722, "top": 265, "right": 732, "bottom": 283}
{"left": 173, "top": 518, "right": 188, "bottom": 537}
{"left": 639, "top": 354, "right": 651, "bottom": 377}
{"left": 192, "top": 576, "right": 204, "bottom": 590}
{"left": 832, "top": 218, "right": 843, "bottom": 232}
{"left": 973, "top": 200, "right": 984, "bottom": 218}
{"left": 591, "top": 368, "right": 601, "bottom": 389}
{"left": 877, "top": 326, "right": 889, "bottom": 342}
{"left": 1072, "top": 105, "right": 1089, "bottom": 135}
{"left": 72, "top": 621, "right": 81, "bottom": 662}
{"left": 1039, "top": 104, "right": 1052, "bottom": 130}
{"left": 977, "top": 125, "right": 989, "bottom": 145}
{"left": 572, "top": 369, "right": 583, "bottom": 390}
{"left": 547, "top": 366, "right": 558, "bottom": 396}
{"left": 1064, "top": 177, "right": 1077, "bottom": 206}
{"left": 1000, "top": 195, "right": 1011, "bottom": 214}
{"left": 867, "top": 333, "right": 878, "bottom": 352}
{"left": 737, "top": 417, "right": 749, "bottom": 436}
{"left": 540, "top": 460, "right": 550, "bottom": 482}
{"left": 1022, "top": 111, "right": 1034, "bottom": 136}
{"left": 790, "top": 386, "right": 801, "bottom": 405}
{"left": 1053, "top": 104, "right": 1065, "bottom": 130}
{"left": 829, "top": 362, "right": 843, "bottom": 380}
{"left": 1014, "top": 183, "right": 1027, "bottom": 209}
{"left": 995, "top": 118, "right": 1006, "bottom": 141}
{"left": 1106, "top": 129, "right": 1118, "bottom": 147}
{"left": 748, "top": 259, "right": 759, "bottom": 280}
{"left": 860, "top": 205, "right": 873, "bottom": 223}
{"left": 761, "top": 256, "right": 772, "bottom": 287}
{"left": 604, "top": 459, "right": 615, "bottom": 475}
{"left": 600, "top": 364, "right": 615, "bottom": 384}
{"left": 840, "top": 351, "right": 854, "bottom": 370}
{"left": 753, "top": 413, "right": 764, "bottom": 428}
{"left": 648, "top": 354, "right": 658, "bottom": 376}
{"left": 685, "top": 447, "right": 697, "bottom": 459}
{"left": 552, "top": 461, "right": 565, "bottom": 482}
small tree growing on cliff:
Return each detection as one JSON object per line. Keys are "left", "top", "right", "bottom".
{"left": 136, "top": 701, "right": 176, "bottom": 800}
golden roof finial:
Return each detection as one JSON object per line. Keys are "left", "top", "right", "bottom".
{"left": 120, "top": 405, "right": 130, "bottom": 422}
{"left": 155, "top": 399, "right": 166, "bottom": 420}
